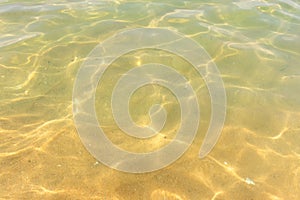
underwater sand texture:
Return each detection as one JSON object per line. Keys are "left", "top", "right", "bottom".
{"left": 0, "top": 0, "right": 300, "bottom": 199}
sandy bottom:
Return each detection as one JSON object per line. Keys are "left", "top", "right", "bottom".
{"left": 1, "top": 0, "right": 300, "bottom": 199}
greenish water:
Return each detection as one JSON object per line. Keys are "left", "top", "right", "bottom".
{"left": 0, "top": 0, "right": 300, "bottom": 199}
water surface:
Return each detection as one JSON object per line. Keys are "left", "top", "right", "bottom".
{"left": 0, "top": 0, "right": 300, "bottom": 199}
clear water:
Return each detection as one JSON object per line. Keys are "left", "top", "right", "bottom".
{"left": 0, "top": 0, "right": 300, "bottom": 199}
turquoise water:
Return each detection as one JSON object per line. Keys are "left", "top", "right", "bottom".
{"left": 0, "top": 0, "right": 300, "bottom": 199}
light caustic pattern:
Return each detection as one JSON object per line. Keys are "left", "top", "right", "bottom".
{"left": 72, "top": 28, "right": 226, "bottom": 173}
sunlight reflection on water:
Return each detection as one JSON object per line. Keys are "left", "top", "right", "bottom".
{"left": 0, "top": 0, "right": 299, "bottom": 199}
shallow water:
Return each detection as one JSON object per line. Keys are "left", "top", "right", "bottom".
{"left": 1, "top": 0, "right": 300, "bottom": 199}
